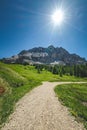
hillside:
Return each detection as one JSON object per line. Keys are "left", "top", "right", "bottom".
{"left": 0, "top": 62, "right": 54, "bottom": 127}
{"left": 0, "top": 62, "right": 87, "bottom": 129}
{"left": 0, "top": 62, "right": 70, "bottom": 126}
{"left": 2, "top": 45, "right": 86, "bottom": 65}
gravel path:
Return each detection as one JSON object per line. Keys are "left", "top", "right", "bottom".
{"left": 2, "top": 82, "right": 86, "bottom": 130}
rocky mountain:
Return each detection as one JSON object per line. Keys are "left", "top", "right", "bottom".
{"left": 2, "top": 45, "right": 86, "bottom": 65}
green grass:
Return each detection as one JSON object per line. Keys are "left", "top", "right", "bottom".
{"left": 0, "top": 62, "right": 58, "bottom": 127}
{"left": 7, "top": 64, "right": 57, "bottom": 82}
{"left": 6, "top": 64, "right": 87, "bottom": 82}
{"left": 0, "top": 63, "right": 44, "bottom": 127}
{"left": 54, "top": 84, "right": 87, "bottom": 129}
{"left": 0, "top": 62, "right": 87, "bottom": 128}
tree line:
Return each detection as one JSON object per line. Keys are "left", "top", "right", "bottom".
{"left": 34, "top": 64, "right": 87, "bottom": 77}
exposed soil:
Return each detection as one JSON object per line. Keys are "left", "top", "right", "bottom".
{"left": 0, "top": 86, "right": 5, "bottom": 95}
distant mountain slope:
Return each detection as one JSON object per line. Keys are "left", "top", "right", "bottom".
{"left": 2, "top": 45, "right": 86, "bottom": 65}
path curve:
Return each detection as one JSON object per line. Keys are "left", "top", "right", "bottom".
{"left": 2, "top": 82, "right": 86, "bottom": 130}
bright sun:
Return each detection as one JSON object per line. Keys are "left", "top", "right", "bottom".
{"left": 51, "top": 9, "right": 64, "bottom": 26}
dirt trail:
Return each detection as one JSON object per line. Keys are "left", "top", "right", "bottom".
{"left": 2, "top": 82, "right": 86, "bottom": 130}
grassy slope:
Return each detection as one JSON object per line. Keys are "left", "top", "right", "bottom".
{"left": 54, "top": 84, "right": 87, "bottom": 129}
{"left": 0, "top": 62, "right": 87, "bottom": 127}
{"left": 6, "top": 64, "right": 87, "bottom": 82}
{"left": 0, "top": 62, "right": 59, "bottom": 127}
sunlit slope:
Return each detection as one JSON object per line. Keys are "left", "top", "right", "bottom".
{"left": 0, "top": 62, "right": 57, "bottom": 126}
{"left": 0, "top": 62, "right": 87, "bottom": 127}
{"left": 0, "top": 62, "right": 26, "bottom": 88}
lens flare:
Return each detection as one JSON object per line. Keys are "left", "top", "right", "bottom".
{"left": 51, "top": 9, "right": 64, "bottom": 26}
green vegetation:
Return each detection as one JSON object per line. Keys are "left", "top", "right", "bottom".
{"left": 0, "top": 62, "right": 62, "bottom": 127}
{"left": 34, "top": 64, "right": 87, "bottom": 78}
{"left": 0, "top": 63, "right": 40, "bottom": 127}
{"left": 54, "top": 84, "right": 87, "bottom": 129}
{"left": 0, "top": 62, "right": 87, "bottom": 128}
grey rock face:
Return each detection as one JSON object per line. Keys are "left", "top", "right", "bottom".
{"left": 2, "top": 45, "right": 86, "bottom": 65}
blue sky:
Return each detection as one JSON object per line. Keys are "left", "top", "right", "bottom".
{"left": 0, "top": 0, "right": 87, "bottom": 59}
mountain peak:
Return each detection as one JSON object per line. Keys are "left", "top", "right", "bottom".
{"left": 48, "top": 45, "right": 55, "bottom": 49}
{"left": 2, "top": 45, "right": 86, "bottom": 65}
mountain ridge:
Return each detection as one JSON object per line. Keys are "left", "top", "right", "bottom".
{"left": 2, "top": 45, "right": 86, "bottom": 65}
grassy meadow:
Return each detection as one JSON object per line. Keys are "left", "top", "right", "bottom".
{"left": 0, "top": 62, "right": 87, "bottom": 128}
{"left": 55, "top": 84, "right": 87, "bottom": 129}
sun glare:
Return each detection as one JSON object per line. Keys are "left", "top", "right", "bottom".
{"left": 51, "top": 9, "right": 64, "bottom": 26}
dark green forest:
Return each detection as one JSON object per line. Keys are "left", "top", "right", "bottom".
{"left": 34, "top": 64, "right": 87, "bottom": 77}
